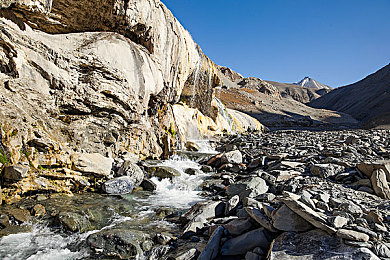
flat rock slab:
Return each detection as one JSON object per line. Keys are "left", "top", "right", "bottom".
{"left": 71, "top": 153, "right": 113, "bottom": 177}
{"left": 272, "top": 204, "right": 312, "bottom": 232}
{"left": 269, "top": 229, "right": 379, "bottom": 260}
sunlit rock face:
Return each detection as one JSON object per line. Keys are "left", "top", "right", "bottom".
{"left": 0, "top": 0, "right": 263, "bottom": 167}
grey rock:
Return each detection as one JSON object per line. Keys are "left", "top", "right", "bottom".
{"left": 175, "top": 248, "right": 198, "bottom": 260}
{"left": 269, "top": 229, "right": 379, "bottom": 260}
{"left": 221, "top": 228, "right": 271, "bottom": 256}
{"left": 357, "top": 160, "right": 390, "bottom": 178}
{"left": 310, "top": 164, "right": 345, "bottom": 178}
{"left": 185, "top": 168, "right": 203, "bottom": 176}
{"left": 102, "top": 176, "right": 134, "bottom": 195}
{"left": 336, "top": 229, "right": 369, "bottom": 242}
{"left": 182, "top": 201, "right": 225, "bottom": 224}
{"left": 224, "top": 218, "right": 254, "bottom": 236}
{"left": 371, "top": 169, "right": 390, "bottom": 199}
{"left": 339, "top": 202, "right": 363, "bottom": 215}
{"left": 222, "top": 150, "right": 243, "bottom": 164}
{"left": 201, "top": 165, "right": 214, "bottom": 173}
{"left": 278, "top": 192, "right": 336, "bottom": 234}
{"left": 198, "top": 226, "right": 224, "bottom": 260}
{"left": 300, "top": 191, "right": 316, "bottom": 209}
{"left": 146, "top": 165, "right": 181, "bottom": 179}
{"left": 71, "top": 153, "right": 113, "bottom": 177}
{"left": 225, "top": 195, "right": 240, "bottom": 215}
{"left": 226, "top": 177, "right": 268, "bottom": 199}
{"left": 3, "top": 165, "right": 29, "bottom": 181}
{"left": 272, "top": 204, "right": 313, "bottom": 232}
{"left": 328, "top": 216, "right": 348, "bottom": 228}
{"left": 246, "top": 207, "right": 277, "bottom": 232}
{"left": 117, "top": 161, "right": 144, "bottom": 186}
{"left": 373, "top": 243, "right": 390, "bottom": 258}
{"left": 87, "top": 229, "right": 151, "bottom": 259}
{"left": 245, "top": 251, "right": 262, "bottom": 260}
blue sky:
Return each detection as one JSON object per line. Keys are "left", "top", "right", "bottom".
{"left": 161, "top": 0, "right": 390, "bottom": 88}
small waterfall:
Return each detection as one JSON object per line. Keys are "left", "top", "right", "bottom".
{"left": 190, "top": 52, "right": 204, "bottom": 107}
{"left": 215, "top": 97, "right": 235, "bottom": 133}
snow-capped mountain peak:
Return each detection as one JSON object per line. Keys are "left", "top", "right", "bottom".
{"left": 293, "top": 77, "right": 332, "bottom": 90}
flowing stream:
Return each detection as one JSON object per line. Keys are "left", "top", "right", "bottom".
{"left": 0, "top": 141, "right": 216, "bottom": 260}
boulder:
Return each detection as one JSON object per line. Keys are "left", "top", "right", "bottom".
{"left": 71, "top": 153, "right": 113, "bottom": 177}
{"left": 278, "top": 192, "right": 336, "bottom": 234}
{"left": 102, "top": 176, "right": 134, "bottom": 194}
{"left": 269, "top": 229, "right": 379, "bottom": 260}
{"left": 140, "top": 179, "right": 157, "bottom": 191}
{"left": 226, "top": 177, "right": 268, "bottom": 199}
{"left": 370, "top": 169, "right": 390, "bottom": 199}
{"left": 272, "top": 204, "right": 313, "bottom": 232}
{"left": 181, "top": 201, "right": 225, "bottom": 224}
{"left": 117, "top": 161, "right": 144, "bottom": 186}
{"left": 146, "top": 166, "right": 181, "bottom": 179}
{"left": 87, "top": 229, "right": 152, "bottom": 259}
{"left": 328, "top": 216, "right": 348, "bottom": 229}
{"left": 221, "top": 150, "right": 243, "bottom": 164}
{"left": 224, "top": 218, "right": 254, "bottom": 236}
{"left": 3, "top": 165, "right": 29, "bottom": 181}
{"left": 221, "top": 228, "right": 271, "bottom": 256}
{"left": 357, "top": 160, "right": 390, "bottom": 178}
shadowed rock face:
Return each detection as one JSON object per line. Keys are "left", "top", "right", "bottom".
{"left": 310, "top": 64, "right": 390, "bottom": 128}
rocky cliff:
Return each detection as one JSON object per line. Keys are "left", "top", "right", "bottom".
{"left": 310, "top": 64, "right": 390, "bottom": 128}
{"left": 0, "top": 0, "right": 264, "bottom": 203}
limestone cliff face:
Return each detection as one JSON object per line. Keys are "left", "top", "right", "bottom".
{"left": 0, "top": 0, "right": 220, "bottom": 115}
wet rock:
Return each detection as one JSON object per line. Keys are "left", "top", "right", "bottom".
{"left": 0, "top": 225, "right": 32, "bottom": 238}
{"left": 8, "top": 208, "right": 31, "bottom": 223}
{"left": 146, "top": 165, "right": 181, "bottom": 179}
{"left": 185, "top": 142, "right": 200, "bottom": 152}
{"left": 3, "top": 165, "right": 29, "bottom": 181}
{"left": 272, "top": 204, "right": 312, "bottom": 232}
{"left": 185, "top": 168, "right": 203, "bottom": 175}
{"left": 57, "top": 212, "right": 91, "bottom": 232}
{"left": 336, "top": 229, "right": 370, "bottom": 242}
{"left": 221, "top": 150, "right": 243, "bottom": 164}
{"left": 102, "top": 176, "right": 134, "bottom": 195}
{"left": 201, "top": 165, "right": 214, "bottom": 173}
{"left": 224, "top": 218, "right": 254, "bottom": 236}
{"left": 87, "top": 229, "right": 152, "bottom": 259}
{"left": 269, "top": 229, "right": 379, "bottom": 260}
{"left": 140, "top": 179, "right": 157, "bottom": 191}
{"left": 71, "top": 153, "right": 113, "bottom": 177}
{"left": 156, "top": 233, "right": 173, "bottom": 245}
{"left": 198, "top": 226, "right": 224, "bottom": 260}
{"left": 310, "top": 164, "right": 345, "bottom": 179}
{"left": 0, "top": 215, "right": 10, "bottom": 228}
{"left": 32, "top": 204, "right": 46, "bottom": 217}
{"left": 221, "top": 228, "right": 271, "bottom": 256}
{"left": 371, "top": 169, "right": 390, "bottom": 199}
{"left": 116, "top": 161, "right": 144, "bottom": 186}
{"left": 226, "top": 177, "right": 268, "bottom": 199}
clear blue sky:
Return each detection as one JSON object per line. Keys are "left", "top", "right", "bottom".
{"left": 161, "top": 0, "right": 390, "bottom": 88}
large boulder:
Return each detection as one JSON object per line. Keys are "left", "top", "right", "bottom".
{"left": 117, "top": 161, "right": 144, "bottom": 186}
{"left": 226, "top": 177, "right": 268, "bottom": 199}
{"left": 71, "top": 153, "right": 113, "bottom": 177}
{"left": 3, "top": 164, "right": 29, "bottom": 181}
{"left": 102, "top": 176, "right": 134, "bottom": 195}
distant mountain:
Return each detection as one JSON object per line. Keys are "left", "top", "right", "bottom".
{"left": 309, "top": 64, "right": 390, "bottom": 128}
{"left": 294, "top": 77, "right": 332, "bottom": 90}
{"left": 266, "top": 80, "right": 330, "bottom": 103}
